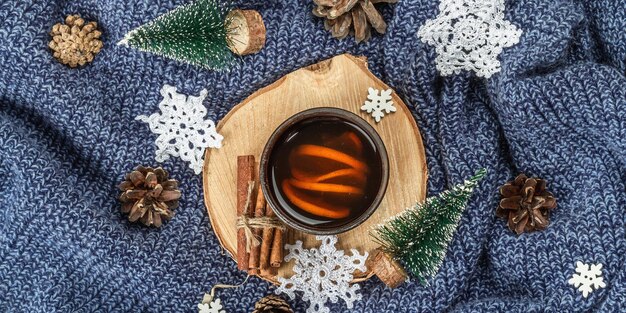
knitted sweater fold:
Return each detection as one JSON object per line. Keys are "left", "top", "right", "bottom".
{"left": 0, "top": 0, "right": 624, "bottom": 312}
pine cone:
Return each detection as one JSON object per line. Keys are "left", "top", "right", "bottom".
{"left": 496, "top": 174, "right": 557, "bottom": 234}
{"left": 312, "top": 0, "right": 397, "bottom": 43}
{"left": 252, "top": 295, "right": 293, "bottom": 313}
{"left": 118, "top": 166, "right": 181, "bottom": 227}
{"left": 49, "top": 15, "right": 103, "bottom": 68}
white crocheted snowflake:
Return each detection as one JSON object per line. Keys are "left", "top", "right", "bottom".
{"left": 137, "top": 84, "right": 223, "bottom": 174}
{"left": 568, "top": 261, "right": 606, "bottom": 298}
{"left": 361, "top": 87, "right": 396, "bottom": 122}
{"left": 276, "top": 236, "right": 368, "bottom": 313}
{"left": 197, "top": 298, "right": 226, "bottom": 313}
{"left": 417, "top": 0, "right": 522, "bottom": 78}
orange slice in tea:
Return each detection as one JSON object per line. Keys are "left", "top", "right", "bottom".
{"left": 287, "top": 178, "right": 364, "bottom": 195}
{"left": 288, "top": 149, "right": 344, "bottom": 175}
{"left": 324, "top": 131, "right": 364, "bottom": 156}
{"left": 292, "top": 144, "right": 369, "bottom": 173}
{"left": 281, "top": 180, "right": 350, "bottom": 219}
{"left": 346, "top": 132, "right": 363, "bottom": 154}
{"left": 291, "top": 167, "right": 367, "bottom": 187}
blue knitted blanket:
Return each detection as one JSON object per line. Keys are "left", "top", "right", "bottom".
{"left": 1, "top": 0, "right": 624, "bottom": 312}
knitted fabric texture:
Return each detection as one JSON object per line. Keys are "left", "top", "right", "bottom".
{"left": 0, "top": 0, "right": 625, "bottom": 312}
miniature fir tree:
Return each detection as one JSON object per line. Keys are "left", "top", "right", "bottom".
{"left": 118, "top": 0, "right": 234, "bottom": 70}
{"left": 371, "top": 169, "right": 486, "bottom": 283}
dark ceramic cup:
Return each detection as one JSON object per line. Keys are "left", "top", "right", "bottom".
{"left": 260, "top": 107, "right": 389, "bottom": 235}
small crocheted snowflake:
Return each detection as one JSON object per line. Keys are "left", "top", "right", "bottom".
{"left": 137, "top": 84, "right": 223, "bottom": 174}
{"left": 361, "top": 87, "right": 396, "bottom": 122}
{"left": 276, "top": 235, "right": 368, "bottom": 313}
{"left": 568, "top": 261, "right": 606, "bottom": 298}
{"left": 197, "top": 298, "right": 226, "bottom": 313}
{"left": 417, "top": 0, "right": 522, "bottom": 78}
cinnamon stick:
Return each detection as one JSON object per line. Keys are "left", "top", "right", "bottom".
{"left": 248, "top": 183, "right": 266, "bottom": 275}
{"left": 261, "top": 265, "right": 278, "bottom": 277}
{"left": 259, "top": 205, "right": 275, "bottom": 274}
{"left": 270, "top": 214, "right": 284, "bottom": 268}
{"left": 236, "top": 155, "right": 255, "bottom": 271}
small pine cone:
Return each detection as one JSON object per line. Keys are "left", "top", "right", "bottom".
{"left": 313, "top": 0, "right": 397, "bottom": 43}
{"left": 252, "top": 295, "right": 293, "bottom": 313}
{"left": 496, "top": 174, "right": 557, "bottom": 234}
{"left": 49, "top": 14, "right": 103, "bottom": 68}
{"left": 118, "top": 166, "right": 181, "bottom": 227}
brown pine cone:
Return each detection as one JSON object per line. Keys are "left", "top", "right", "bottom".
{"left": 118, "top": 166, "right": 181, "bottom": 227}
{"left": 496, "top": 174, "right": 557, "bottom": 235}
{"left": 252, "top": 295, "right": 293, "bottom": 313}
{"left": 49, "top": 15, "right": 103, "bottom": 68}
{"left": 312, "top": 0, "right": 398, "bottom": 43}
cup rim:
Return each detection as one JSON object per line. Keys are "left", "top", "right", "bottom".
{"left": 260, "top": 107, "right": 389, "bottom": 235}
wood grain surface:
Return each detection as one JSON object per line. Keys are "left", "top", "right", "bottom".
{"left": 202, "top": 54, "right": 427, "bottom": 284}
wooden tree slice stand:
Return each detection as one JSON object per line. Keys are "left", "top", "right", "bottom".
{"left": 203, "top": 54, "right": 427, "bottom": 284}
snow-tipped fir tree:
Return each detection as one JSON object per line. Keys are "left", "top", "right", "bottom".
{"left": 118, "top": 0, "right": 234, "bottom": 70}
{"left": 371, "top": 169, "right": 486, "bottom": 283}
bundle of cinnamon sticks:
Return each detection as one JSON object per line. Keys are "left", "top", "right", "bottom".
{"left": 237, "top": 155, "right": 284, "bottom": 276}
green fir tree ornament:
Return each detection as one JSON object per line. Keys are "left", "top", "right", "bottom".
{"left": 118, "top": 0, "right": 242, "bottom": 70}
{"left": 371, "top": 169, "right": 486, "bottom": 283}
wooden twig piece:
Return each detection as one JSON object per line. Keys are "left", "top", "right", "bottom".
{"left": 227, "top": 9, "right": 266, "bottom": 55}
{"left": 366, "top": 249, "right": 407, "bottom": 288}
